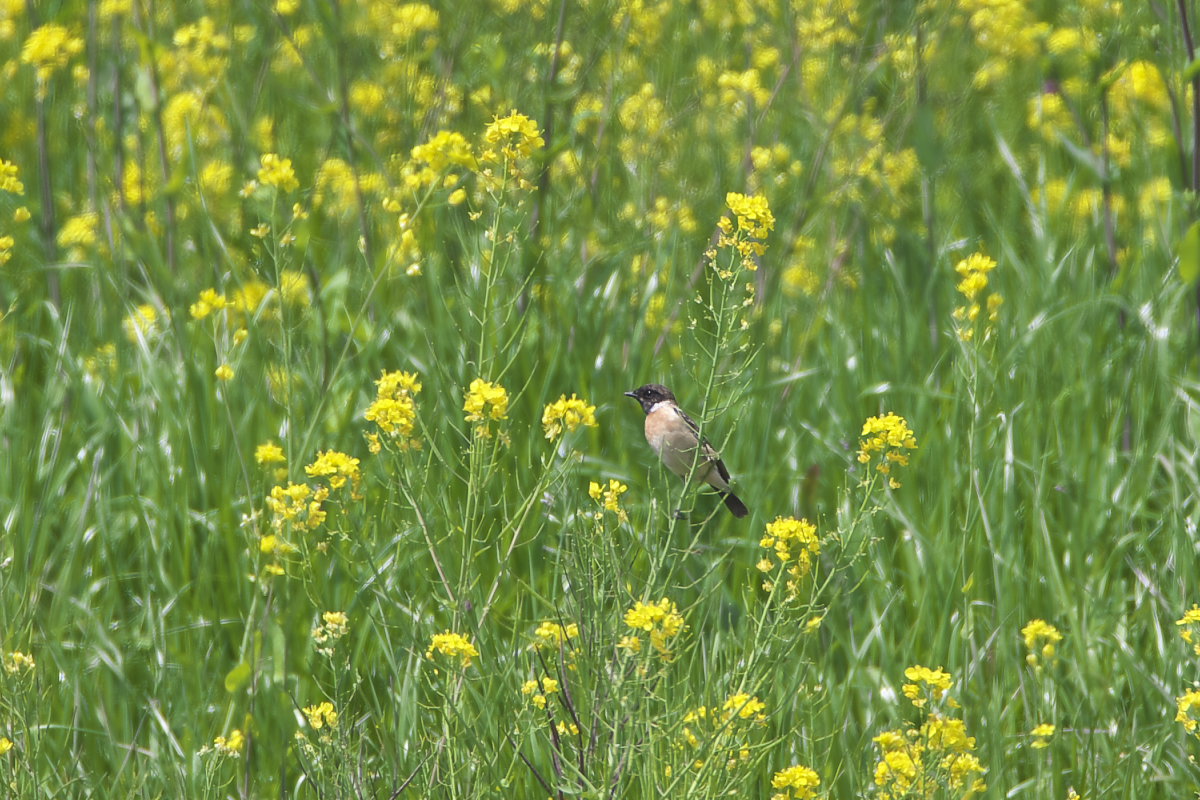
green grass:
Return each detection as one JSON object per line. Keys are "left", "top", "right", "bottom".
{"left": 2, "top": 0, "right": 1200, "bottom": 797}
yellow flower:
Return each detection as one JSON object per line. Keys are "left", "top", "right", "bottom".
{"left": 122, "top": 304, "right": 169, "bottom": 344}
{"left": 255, "top": 441, "right": 286, "bottom": 465}
{"left": 1177, "top": 605, "right": 1200, "bottom": 656}
{"left": 302, "top": 701, "right": 338, "bottom": 730}
{"left": 1030, "top": 723, "right": 1055, "bottom": 748}
{"left": 257, "top": 153, "right": 299, "bottom": 192}
{"left": 21, "top": 24, "right": 84, "bottom": 85}
{"left": 533, "top": 621, "right": 579, "bottom": 649}
{"left": 1021, "top": 619, "right": 1063, "bottom": 667}
{"left": 759, "top": 516, "right": 820, "bottom": 594}
{"left": 304, "top": 450, "right": 360, "bottom": 491}
{"left": 3, "top": 651, "right": 33, "bottom": 674}
{"left": 588, "top": 479, "right": 628, "bottom": 521}
{"left": 722, "top": 692, "right": 766, "bottom": 720}
{"left": 771, "top": 764, "right": 820, "bottom": 800}
{"left": 623, "top": 598, "right": 685, "bottom": 659}
{"left": 0, "top": 159, "right": 24, "bottom": 195}
{"left": 463, "top": 378, "right": 509, "bottom": 424}
{"left": 0, "top": 738, "right": 11, "bottom": 755}
{"left": 542, "top": 393, "right": 597, "bottom": 439}
{"left": 857, "top": 412, "right": 917, "bottom": 486}
{"left": 366, "top": 370, "right": 422, "bottom": 447}
{"left": 212, "top": 729, "right": 244, "bottom": 756}
{"left": 902, "top": 664, "right": 953, "bottom": 708}
{"left": 1177, "top": 688, "right": 1200, "bottom": 734}
{"left": 427, "top": 631, "right": 479, "bottom": 668}
{"left": 189, "top": 288, "right": 228, "bottom": 320}
{"left": 724, "top": 192, "right": 775, "bottom": 239}
{"left": 214, "top": 363, "right": 234, "bottom": 381}
{"left": 482, "top": 110, "right": 545, "bottom": 161}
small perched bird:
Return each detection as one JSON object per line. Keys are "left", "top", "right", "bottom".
{"left": 624, "top": 384, "right": 749, "bottom": 518}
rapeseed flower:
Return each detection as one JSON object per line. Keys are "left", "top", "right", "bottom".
{"left": 214, "top": 364, "right": 234, "bottom": 381}
{"left": 952, "top": 252, "right": 1002, "bottom": 342}
{"left": 1021, "top": 619, "right": 1062, "bottom": 669}
{"left": 1030, "top": 723, "right": 1055, "bottom": 749}
{"left": 542, "top": 393, "right": 597, "bottom": 439}
{"left": 717, "top": 191, "right": 775, "bottom": 272}
{"left": 21, "top": 24, "right": 84, "bottom": 88}
{"left": 463, "top": 378, "right": 509, "bottom": 430}
{"left": 482, "top": 110, "right": 544, "bottom": 162}
{"left": 771, "top": 764, "right": 820, "bottom": 800}
{"left": 0, "top": 159, "right": 24, "bottom": 195}
{"left": 521, "top": 676, "right": 559, "bottom": 709}
{"left": 257, "top": 153, "right": 299, "bottom": 192}
{"left": 305, "top": 450, "right": 361, "bottom": 493}
{"left": 857, "top": 413, "right": 917, "bottom": 488}
{"left": 589, "top": 479, "right": 628, "bottom": 522}
{"left": 1177, "top": 689, "right": 1200, "bottom": 734}
{"left": 758, "top": 516, "right": 819, "bottom": 598}
{"left": 189, "top": 288, "right": 228, "bottom": 320}
{"left": 366, "top": 370, "right": 422, "bottom": 449}
{"left": 211, "top": 729, "right": 244, "bottom": 756}
{"left": 902, "top": 665, "right": 953, "bottom": 709}
{"left": 622, "top": 598, "right": 686, "bottom": 659}
{"left": 427, "top": 631, "right": 479, "bottom": 668}
{"left": 254, "top": 441, "right": 285, "bottom": 465}
{"left": 1176, "top": 605, "right": 1200, "bottom": 656}
{"left": 121, "top": 304, "right": 168, "bottom": 344}
{"left": 3, "top": 651, "right": 34, "bottom": 673}
{"left": 302, "top": 701, "right": 338, "bottom": 729}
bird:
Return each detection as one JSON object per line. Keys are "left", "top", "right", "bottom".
{"left": 624, "top": 383, "right": 749, "bottom": 518}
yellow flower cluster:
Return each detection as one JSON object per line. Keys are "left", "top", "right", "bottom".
{"left": 873, "top": 668, "right": 986, "bottom": 800}
{"left": 211, "top": 729, "right": 245, "bottom": 757}
{"left": 255, "top": 441, "right": 286, "bottom": 465}
{"left": 1177, "top": 689, "right": 1200, "bottom": 735}
{"left": 1021, "top": 618, "right": 1062, "bottom": 669}
{"left": 21, "top": 24, "right": 85, "bottom": 88}
{"left": 1030, "top": 722, "right": 1055, "bottom": 749}
{"left": 901, "top": 665, "right": 954, "bottom": 709}
{"left": 856, "top": 413, "right": 917, "bottom": 488}
{"left": 680, "top": 692, "right": 768, "bottom": 772}
{"left": 952, "top": 252, "right": 1002, "bottom": 342}
{"left": 407, "top": 130, "right": 476, "bottom": 190}
{"left": 302, "top": 701, "right": 338, "bottom": 729}
{"left": 533, "top": 620, "right": 579, "bottom": 649}
{"left": 771, "top": 764, "right": 821, "bottom": 800}
{"left": 521, "top": 676, "right": 559, "bottom": 709}
{"left": 482, "top": 110, "right": 545, "bottom": 162}
{"left": 189, "top": 288, "right": 229, "bottom": 320}
{"left": 266, "top": 481, "right": 328, "bottom": 532}
{"left": 0, "top": 159, "right": 24, "bottom": 195}
{"left": 757, "top": 516, "right": 820, "bottom": 598}
{"left": 305, "top": 450, "right": 361, "bottom": 494}
{"left": 542, "top": 393, "right": 597, "bottom": 439}
{"left": 257, "top": 153, "right": 300, "bottom": 192}
{"left": 122, "top": 304, "right": 169, "bottom": 345}
{"left": 312, "top": 610, "right": 349, "bottom": 650}
{"left": 463, "top": 378, "right": 509, "bottom": 429}
{"left": 3, "top": 651, "right": 34, "bottom": 674}
{"left": 620, "top": 598, "right": 685, "bottom": 659}
{"left": 1176, "top": 605, "right": 1200, "bottom": 656}
{"left": 717, "top": 191, "right": 775, "bottom": 272}
{"left": 365, "top": 369, "right": 422, "bottom": 450}
{"left": 427, "top": 631, "right": 479, "bottom": 668}
{"left": 588, "top": 479, "right": 628, "bottom": 523}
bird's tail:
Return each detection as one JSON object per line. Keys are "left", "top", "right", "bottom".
{"left": 721, "top": 491, "right": 749, "bottom": 518}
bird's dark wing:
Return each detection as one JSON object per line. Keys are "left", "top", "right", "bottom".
{"left": 674, "top": 405, "right": 732, "bottom": 483}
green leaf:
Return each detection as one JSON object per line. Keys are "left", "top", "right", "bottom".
{"left": 1179, "top": 221, "right": 1200, "bottom": 285}
{"left": 224, "top": 662, "right": 252, "bottom": 693}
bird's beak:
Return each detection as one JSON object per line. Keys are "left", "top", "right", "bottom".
{"left": 624, "top": 391, "right": 637, "bottom": 399}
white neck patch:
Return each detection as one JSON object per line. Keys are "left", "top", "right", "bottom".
{"left": 648, "top": 400, "right": 671, "bottom": 414}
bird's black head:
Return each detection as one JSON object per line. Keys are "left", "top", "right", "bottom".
{"left": 624, "top": 384, "right": 676, "bottom": 415}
